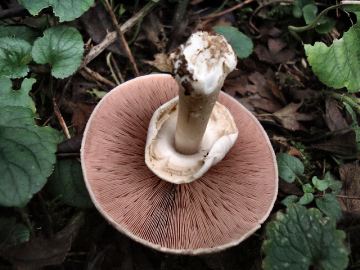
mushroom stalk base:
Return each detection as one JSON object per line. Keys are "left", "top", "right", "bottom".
{"left": 175, "top": 86, "right": 220, "bottom": 155}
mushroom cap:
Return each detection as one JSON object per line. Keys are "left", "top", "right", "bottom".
{"left": 81, "top": 74, "right": 278, "bottom": 255}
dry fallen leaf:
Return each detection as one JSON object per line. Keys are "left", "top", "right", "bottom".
{"left": 339, "top": 161, "right": 360, "bottom": 214}
{"left": 273, "top": 102, "right": 315, "bottom": 131}
{"left": 143, "top": 53, "right": 173, "bottom": 73}
{"left": 325, "top": 98, "right": 349, "bottom": 131}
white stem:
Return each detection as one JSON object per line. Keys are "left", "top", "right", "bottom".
{"left": 175, "top": 86, "right": 220, "bottom": 154}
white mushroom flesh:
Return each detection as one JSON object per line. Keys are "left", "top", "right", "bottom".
{"left": 145, "top": 97, "right": 238, "bottom": 184}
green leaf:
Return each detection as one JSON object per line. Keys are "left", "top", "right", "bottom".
{"left": 315, "top": 194, "right": 342, "bottom": 221}
{"left": 0, "top": 79, "right": 60, "bottom": 207}
{"left": 0, "top": 77, "right": 36, "bottom": 112}
{"left": 18, "top": 0, "right": 94, "bottom": 22}
{"left": 315, "top": 17, "right": 336, "bottom": 34}
{"left": 0, "top": 25, "right": 38, "bottom": 43}
{"left": 302, "top": 183, "right": 314, "bottom": 193}
{"left": 312, "top": 176, "right": 330, "bottom": 191}
{"left": 32, "top": 26, "right": 84, "bottom": 79}
{"left": 48, "top": 159, "right": 92, "bottom": 208}
{"left": 0, "top": 217, "right": 30, "bottom": 248}
{"left": 281, "top": 195, "right": 298, "bottom": 207}
{"left": 0, "top": 37, "right": 32, "bottom": 78}
{"left": 304, "top": 22, "right": 360, "bottom": 92}
{"left": 263, "top": 205, "right": 349, "bottom": 270}
{"left": 17, "top": 0, "right": 50, "bottom": 16}
{"left": 323, "top": 172, "right": 342, "bottom": 194}
{"left": 213, "top": 26, "right": 253, "bottom": 59}
{"left": 302, "top": 4, "right": 317, "bottom": 24}
{"left": 292, "top": 0, "right": 314, "bottom": 18}
{"left": 299, "top": 192, "right": 314, "bottom": 205}
{"left": 276, "top": 153, "right": 304, "bottom": 183}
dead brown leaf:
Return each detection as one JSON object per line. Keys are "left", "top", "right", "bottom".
{"left": 143, "top": 53, "right": 173, "bottom": 73}
{"left": 255, "top": 38, "right": 295, "bottom": 64}
{"left": 325, "top": 98, "right": 349, "bottom": 131}
{"left": 273, "top": 102, "right": 315, "bottom": 131}
{"left": 312, "top": 129, "right": 358, "bottom": 159}
{"left": 339, "top": 161, "right": 360, "bottom": 214}
{"left": 0, "top": 213, "right": 84, "bottom": 270}
{"left": 71, "top": 102, "right": 96, "bottom": 134}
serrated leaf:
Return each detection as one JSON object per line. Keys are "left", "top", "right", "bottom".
{"left": 276, "top": 153, "right": 304, "bottom": 183}
{"left": 299, "top": 192, "right": 314, "bottom": 205}
{"left": 0, "top": 26, "right": 38, "bottom": 43}
{"left": 48, "top": 159, "right": 92, "bottom": 208}
{"left": 0, "top": 77, "right": 36, "bottom": 112}
{"left": 0, "top": 37, "right": 32, "bottom": 78}
{"left": 312, "top": 176, "right": 330, "bottom": 191}
{"left": 18, "top": 0, "right": 94, "bottom": 22}
{"left": 281, "top": 195, "right": 299, "bottom": 207}
{"left": 304, "top": 22, "right": 360, "bottom": 92}
{"left": 0, "top": 217, "right": 30, "bottom": 248}
{"left": 315, "top": 194, "right": 342, "bottom": 221}
{"left": 263, "top": 205, "right": 349, "bottom": 270}
{"left": 32, "top": 26, "right": 84, "bottom": 79}
{"left": 0, "top": 79, "right": 60, "bottom": 207}
{"left": 17, "top": 0, "right": 50, "bottom": 16}
{"left": 213, "top": 26, "right": 253, "bottom": 59}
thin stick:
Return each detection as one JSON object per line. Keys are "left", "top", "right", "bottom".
{"left": 82, "top": 1, "right": 158, "bottom": 67}
{"left": 106, "top": 52, "right": 121, "bottom": 85}
{"left": 110, "top": 54, "right": 125, "bottom": 83}
{"left": 53, "top": 98, "right": 71, "bottom": 139}
{"left": 82, "top": 67, "right": 116, "bottom": 87}
{"left": 336, "top": 194, "right": 360, "bottom": 200}
{"left": 104, "top": 0, "right": 139, "bottom": 76}
{"left": 202, "top": 0, "right": 254, "bottom": 20}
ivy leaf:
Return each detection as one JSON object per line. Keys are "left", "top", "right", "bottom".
{"left": 18, "top": 0, "right": 94, "bottom": 22}
{"left": 276, "top": 153, "right": 304, "bottom": 183}
{"left": 312, "top": 176, "right": 330, "bottom": 191}
{"left": 48, "top": 159, "right": 92, "bottom": 208}
{"left": 0, "top": 79, "right": 60, "bottom": 207}
{"left": 213, "top": 26, "right": 253, "bottom": 59}
{"left": 315, "top": 194, "right": 342, "bottom": 221}
{"left": 302, "top": 183, "right": 314, "bottom": 193}
{"left": 0, "top": 77, "right": 36, "bottom": 112}
{"left": 263, "top": 205, "right": 349, "bottom": 270}
{"left": 0, "top": 25, "right": 38, "bottom": 43}
{"left": 299, "top": 192, "right": 314, "bottom": 205}
{"left": 304, "top": 22, "right": 360, "bottom": 92}
{"left": 32, "top": 26, "right": 84, "bottom": 79}
{"left": 323, "top": 172, "right": 342, "bottom": 194}
{"left": 0, "top": 37, "right": 32, "bottom": 78}
{"left": 0, "top": 217, "right": 30, "bottom": 248}
{"left": 302, "top": 4, "right": 317, "bottom": 24}
{"left": 281, "top": 195, "right": 298, "bottom": 207}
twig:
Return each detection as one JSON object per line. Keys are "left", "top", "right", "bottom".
{"left": 57, "top": 152, "right": 80, "bottom": 158}
{"left": 81, "top": 67, "right": 116, "bottom": 87}
{"left": 288, "top": 4, "right": 344, "bottom": 32}
{"left": 249, "top": 0, "right": 294, "bottom": 33}
{"left": 82, "top": 1, "right": 158, "bottom": 67}
{"left": 53, "top": 98, "right": 71, "bottom": 139}
{"left": 103, "top": 0, "right": 139, "bottom": 76}
{"left": 202, "top": 0, "right": 254, "bottom": 20}
{"left": 0, "top": 6, "right": 27, "bottom": 19}
{"left": 110, "top": 53, "right": 125, "bottom": 83}
{"left": 106, "top": 52, "right": 121, "bottom": 85}
{"left": 336, "top": 194, "right": 360, "bottom": 200}
{"left": 341, "top": 0, "right": 360, "bottom": 4}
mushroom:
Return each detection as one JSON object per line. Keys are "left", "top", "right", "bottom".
{"left": 145, "top": 32, "right": 238, "bottom": 184}
{"left": 81, "top": 32, "right": 278, "bottom": 254}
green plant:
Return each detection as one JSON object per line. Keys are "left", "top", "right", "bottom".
{"left": 0, "top": 0, "right": 92, "bottom": 251}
